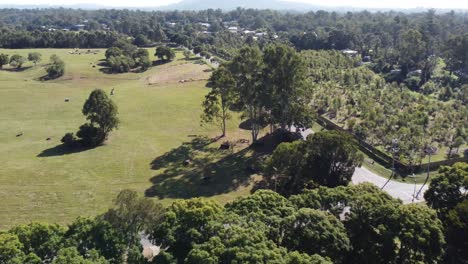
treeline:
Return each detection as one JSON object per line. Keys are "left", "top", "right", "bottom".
{"left": 0, "top": 30, "right": 127, "bottom": 49}
{"left": 1, "top": 162, "right": 466, "bottom": 263}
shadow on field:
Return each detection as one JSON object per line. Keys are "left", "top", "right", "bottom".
{"left": 1, "top": 66, "right": 33, "bottom": 72}
{"left": 145, "top": 135, "right": 258, "bottom": 199}
{"left": 37, "top": 144, "right": 93, "bottom": 157}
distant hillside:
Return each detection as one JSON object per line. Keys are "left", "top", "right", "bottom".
{"left": 158, "top": 0, "right": 321, "bottom": 11}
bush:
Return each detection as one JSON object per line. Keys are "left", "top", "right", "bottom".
{"left": 61, "top": 132, "right": 77, "bottom": 147}
{"left": 77, "top": 123, "right": 101, "bottom": 147}
{"left": 46, "top": 55, "right": 65, "bottom": 79}
{"left": 107, "top": 55, "right": 135, "bottom": 73}
{"left": 9, "top": 54, "right": 25, "bottom": 69}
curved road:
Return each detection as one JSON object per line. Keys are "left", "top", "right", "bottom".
{"left": 353, "top": 167, "right": 428, "bottom": 204}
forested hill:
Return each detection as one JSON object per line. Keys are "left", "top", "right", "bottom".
{"left": 158, "top": 0, "right": 321, "bottom": 11}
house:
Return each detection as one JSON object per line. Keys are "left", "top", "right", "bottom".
{"left": 341, "top": 49, "right": 358, "bottom": 56}
{"left": 198, "top": 22, "right": 211, "bottom": 28}
{"left": 408, "top": 69, "right": 422, "bottom": 76}
{"left": 228, "top": 26, "right": 238, "bottom": 33}
{"left": 73, "top": 24, "right": 85, "bottom": 30}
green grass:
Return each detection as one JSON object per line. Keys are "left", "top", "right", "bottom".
{"left": 0, "top": 48, "right": 254, "bottom": 229}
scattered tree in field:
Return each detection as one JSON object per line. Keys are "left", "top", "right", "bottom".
{"left": 155, "top": 46, "right": 175, "bottom": 62}
{"left": 201, "top": 66, "right": 236, "bottom": 137}
{"left": 265, "top": 131, "right": 363, "bottom": 194}
{"left": 132, "top": 48, "right": 151, "bottom": 70}
{"left": 28, "top": 52, "right": 42, "bottom": 65}
{"left": 183, "top": 50, "right": 191, "bottom": 60}
{"left": 9, "top": 54, "right": 25, "bottom": 69}
{"left": 105, "top": 47, "right": 123, "bottom": 60}
{"left": 0, "top": 53, "right": 9, "bottom": 69}
{"left": 46, "top": 54, "right": 65, "bottom": 79}
{"left": 76, "top": 89, "right": 119, "bottom": 146}
{"left": 107, "top": 55, "right": 135, "bottom": 73}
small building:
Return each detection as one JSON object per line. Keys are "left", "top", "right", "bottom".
{"left": 408, "top": 69, "right": 422, "bottom": 77}
{"left": 198, "top": 22, "right": 211, "bottom": 28}
{"left": 341, "top": 49, "right": 358, "bottom": 57}
{"left": 73, "top": 24, "right": 85, "bottom": 30}
{"left": 228, "top": 26, "right": 238, "bottom": 33}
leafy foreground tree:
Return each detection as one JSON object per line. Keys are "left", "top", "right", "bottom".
{"left": 424, "top": 162, "right": 468, "bottom": 216}
{"left": 75, "top": 89, "right": 119, "bottom": 147}
{"left": 265, "top": 131, "right": 363, "bottom": 195}
{"left": 104, "top": 190, "right": 164, "bottom": 251}
{"left": 444, "top": 199, "right": 468, "bottom": 263}
{"left": 201, "top": 65, "right": 236, "bottom": 137}
{"left": 2, "top": 185, "right": 447, "bottom": 264}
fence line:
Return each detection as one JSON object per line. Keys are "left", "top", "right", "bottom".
{"left": 316, "top": 116, "right": 468, "bottom": 173}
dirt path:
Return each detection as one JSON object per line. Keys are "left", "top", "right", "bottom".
{"left": 352, "top": 167, "right": 428, "bottom": 204}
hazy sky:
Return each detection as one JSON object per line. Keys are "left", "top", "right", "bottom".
{"left": 0, "top": 0, "right": 467, "bottom": 9}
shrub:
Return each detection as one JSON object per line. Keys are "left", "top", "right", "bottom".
{"left": 61, "top": 132, "right": 77, "bottom": 147}
{"left": 46, "top": 55, "right": 65, "bottom": 79}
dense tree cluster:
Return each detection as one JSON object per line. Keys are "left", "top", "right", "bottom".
{"left": 424, "top": 162, "right": 468, "bottom": 263}
{"left": 264, "top": 131, "right": 363, "bottom": 195}
{"left": 0, "top": 190, "right": 163, "bottom": 264}
{"left": 104, "top": 40, "right": 152, "bottom": 73}
{"left": 5, "top": 165, "right": 468, "bottom": 264}
{"left": 202, "top": 43, "right": 312, "bottom": 142}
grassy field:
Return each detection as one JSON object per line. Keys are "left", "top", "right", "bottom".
{"left": 0, "top": 48, "right": 255, "bottom": 229}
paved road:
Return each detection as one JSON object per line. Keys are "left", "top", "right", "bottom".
{"left": 353, "top": 167, "right": 428, "bottom": 204}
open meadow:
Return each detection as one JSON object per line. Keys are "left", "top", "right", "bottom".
{"left": 0, "top": 48, "right": 255, "bottom": 229}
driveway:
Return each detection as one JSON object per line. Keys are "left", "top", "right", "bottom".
{"left": 353, "top": 167, "right": 428, "bottom": 204}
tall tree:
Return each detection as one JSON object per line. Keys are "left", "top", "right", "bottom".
{"left": 201, "top": 65, "right": 236, "bottom": 137}
{"left": 78, "top": 89, "right": 119, "bottom": 146}
{"left": 262, "top": 44, "right": 311, "bottom": 129}
{"left": 228, "top": 46, "right": 264, "bottom": 142}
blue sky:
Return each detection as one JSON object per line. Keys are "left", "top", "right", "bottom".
{"left": 0, "top": 0, "right": 466, "bottom": 9}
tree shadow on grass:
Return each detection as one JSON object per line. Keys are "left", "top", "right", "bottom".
{"left": 1, "top": 66, "right": 33, "bottom": 72}
{"left": 37, "top": 144, "right": 94, "bottom": 157}
{"left": 145, "top": 135, "right": 261, "bottom": 199}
